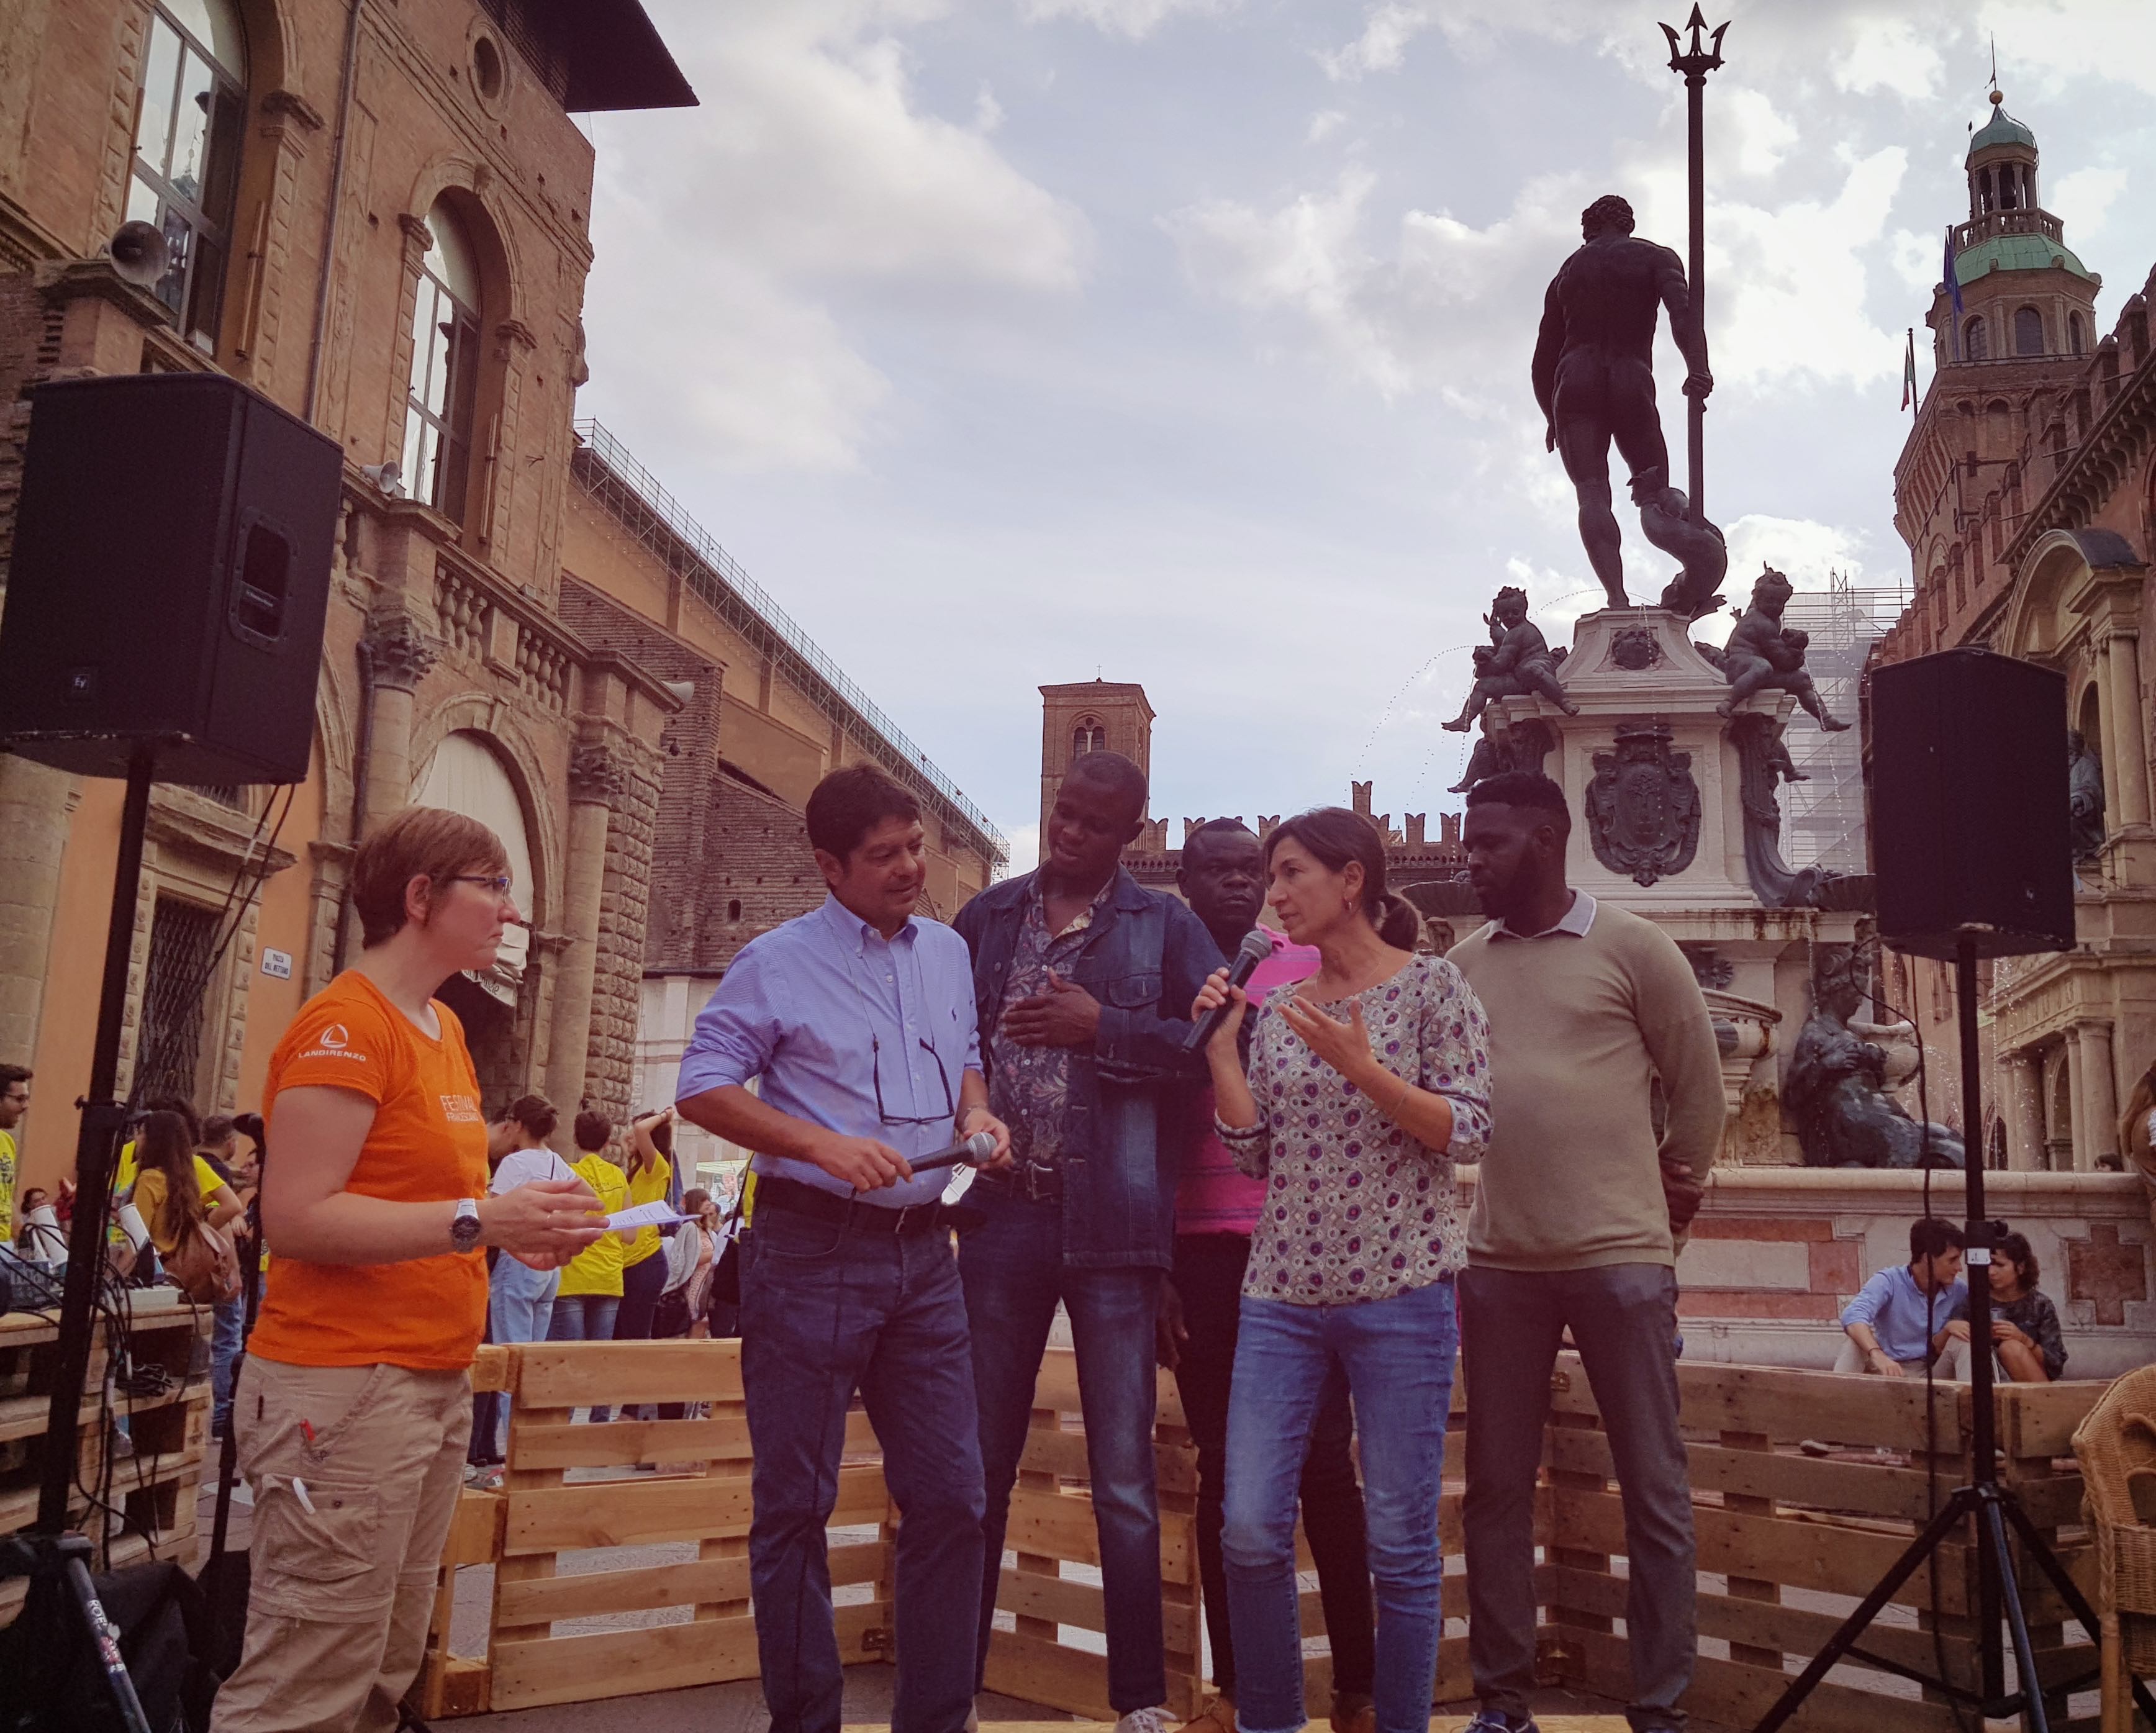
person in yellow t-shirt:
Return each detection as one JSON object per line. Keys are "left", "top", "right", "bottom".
{"left": 0, "top": 1065, "right": 28, "bottom": 1242}
{"left": 129, "top": 1112, "right": 244, "bottom": 1255}
{"left": 550, "top": 1108, "right": 632, "bottom": 1339}
{"left": 612, "top": 1108, "right": 676, "bottom": 1343}
{"left": 549, "top": 1106, "right": 636, "bottom": 1425}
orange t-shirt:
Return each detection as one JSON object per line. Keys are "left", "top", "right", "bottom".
{"left": 248, "top": 971, "right": 491, "bottom": 1371}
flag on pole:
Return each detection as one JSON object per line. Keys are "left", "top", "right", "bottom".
{"left": 1901, "top": 327, "right": 1918, "bottom": 412}
{"left": 1944, "top": 226, "right": 1964, "bottom": 360}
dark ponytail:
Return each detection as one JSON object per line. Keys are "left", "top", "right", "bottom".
{"left": 1264, "top": 807, "right": 1423, "bottom": 948}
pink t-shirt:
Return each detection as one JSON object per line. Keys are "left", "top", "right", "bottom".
{"left": 1175, "top": 930, "right": 1323, "bottom": 1236}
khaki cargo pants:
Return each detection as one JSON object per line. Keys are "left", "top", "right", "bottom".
{"left": 211, "top": 1355, "right": 471, "bottom": 1733}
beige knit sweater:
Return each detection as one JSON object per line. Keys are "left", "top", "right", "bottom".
{"left": 1449, "top": 900, "right": 1725, "bottom": 1272}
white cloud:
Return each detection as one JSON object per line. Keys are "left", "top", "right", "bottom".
{"left": 976, "top": 83, "right": 1006, "bottom": 132}
{"left": 2050, "top": 163, "right": 2127, "bottom": 238}
{"left": 1724, "top": 513, "right": 1878, "bottom": 592}
{"left": 1306, "top": 109, "right": 1347, "bottom": 145}
{"left": 1318, "top": 3, "right": 1434, "bottom": 81}
{"left": 1833, "top": 16, "right": 1945, "bottom": 99}
{"left": 1019, "top": 0, "right": 1237, "bottom": 39}
{"left": 582, "top": 0, "right": 1087, "bottom": 471}
{"left": 1723, "top": 88, "right": 1798, "bottom": 178}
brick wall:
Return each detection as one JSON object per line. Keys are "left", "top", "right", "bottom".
{"left": 701, "top": 774, "right": 822, "bottom": 971}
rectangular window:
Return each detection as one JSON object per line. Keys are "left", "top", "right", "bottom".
{"left": 134, "top": 895, "right": 221, "bottom": 1105}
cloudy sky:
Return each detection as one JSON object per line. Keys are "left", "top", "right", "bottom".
{"left": 574, "top": 0, "right": 2156, "bottom": 872}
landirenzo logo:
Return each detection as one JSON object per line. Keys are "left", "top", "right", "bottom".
{"left": 319, "top": 1023, "right": 350, "bottom": 1051}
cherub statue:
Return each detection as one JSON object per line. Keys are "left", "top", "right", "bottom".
{"left": 1443, "top": 586, "right": 1578, "bottom": 732}
{"left": 1634, "top": 469, "right": 1728, "bottom": 621}
{"left": 1714, "top": 565, "right": 1850, "bottom": 730}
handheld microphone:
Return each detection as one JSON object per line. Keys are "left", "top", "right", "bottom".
{"left": 1187, "top": 928, "right": 1272, "bottom": 1052}
{"left": 910, "top": 1129, "right": 999, "bottom": 1175}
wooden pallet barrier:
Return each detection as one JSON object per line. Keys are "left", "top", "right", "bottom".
{"left": 419, "top": 1339, "right": 2109, "bottom": 1728}
{"left": 0, "top": 1300, "right": 215, "bottom": 1627}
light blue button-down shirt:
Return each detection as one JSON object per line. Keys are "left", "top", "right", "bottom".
{"left": 676, "top": 895, "right": 983, "bottom": 1208}
{"left": 1841, "top": 1262, "right": 1968, "bottom": 1363}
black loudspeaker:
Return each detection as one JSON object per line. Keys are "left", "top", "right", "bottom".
{"left": 1871, "top": 646, "right": 2075, "bottom": 959}
{"left": 0, "top": 372, "right": 341, "bottom": 784}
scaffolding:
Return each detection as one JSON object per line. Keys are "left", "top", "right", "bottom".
{"left": 569, "top": 419, "right": 1007, "bottom": 866}
{"left": 1778, "top": 573, "right": 1908, "bottom": 873}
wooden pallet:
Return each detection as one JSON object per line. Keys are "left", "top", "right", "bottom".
{"left": 0, "top": 1303, "right": 215, "bottom": 1627}
{"left": 419, "top": 1339, "right": 2118, "bottom": 1731}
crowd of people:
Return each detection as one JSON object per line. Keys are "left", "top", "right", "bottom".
{"left": 0, "top": 743, "right": 2124, "bottom": 1733}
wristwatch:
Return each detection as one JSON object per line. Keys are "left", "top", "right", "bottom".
{"left": 450, "top": 1198, "right": 483, "bottom": 1252}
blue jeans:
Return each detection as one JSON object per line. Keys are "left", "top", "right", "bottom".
{"left": 490, "top": 1255, "right": 560, "bottom": 1457}
{"left": 1223, "top": 1279, "right": 1459, "bottom": 1733}
{"left": 211, "top": 1295, "right": 244, "bottom": 1434}
{"left": 546, "top": 1293, "right": 620, "bottom": 1422}
{"left": 742, "top": 1206, "right": 985, "bottom": 1733}
{"left": 960, "top": 1187, "right": 1166, "bottom": 1713}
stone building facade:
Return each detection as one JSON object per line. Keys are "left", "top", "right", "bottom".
{"left": 0, "top": 0, "right": 1001, "bottom": 1190}
{"left": 562, "top": 431, "right": 1005, "bottom": 1173}
{"left": 1875, "top": 91, "right": 2156, "bottom": 1172}
{"left": 0, "top": 0, "right": 696, "bottom": 1183}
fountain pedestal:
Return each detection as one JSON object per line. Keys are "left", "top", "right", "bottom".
{"left": 1487, "top": 606, "right": 1861, "bottom": 1163}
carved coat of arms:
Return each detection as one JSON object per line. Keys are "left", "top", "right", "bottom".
{"left": 1586, "top": 723, "right": 1701, "bottom": 885}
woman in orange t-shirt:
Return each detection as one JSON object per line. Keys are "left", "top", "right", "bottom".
{"left": 212, "top": 808, "right": 604, "bottom": 1733}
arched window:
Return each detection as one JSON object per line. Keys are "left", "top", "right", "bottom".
{"left": 416, "top": 730, "right": 533, "bottom": 1000}
{"left": 1072, "top": 718, "right": 1106, "bottom": 758}
{"left": 2014, "top": 307, "right": 2044, "bottom": 356}
{"left": 2070, "top": 311, "right": 2086, "bottom": 355}
{"left": 1964, "top": 315, "right": 1988, "bottom": 361}
{"left": 401, "top": 197, "right": 484, "bottom": 522}
{"left": 128, "top": 0, "right": 246, "bottom": 352}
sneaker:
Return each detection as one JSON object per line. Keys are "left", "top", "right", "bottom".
{"left": 1461, "top": 1714, "right": 1539, "bottom": 1733}
{"left": 1328, "top": 1694, "right": 1374, "bottom": 1733}
{"left": 1117, "top": 1708, "right": 1174, "bottom": 1733}
{"left": 1180, "top": 1699, "right": 1237, "bottom": 1733}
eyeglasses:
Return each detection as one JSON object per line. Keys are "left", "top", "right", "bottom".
{"left": 870, "top": 1036, "right": 956, "bottom": 1128}
{"left": 450, "top": 874, "right": 515, "bottom": 899}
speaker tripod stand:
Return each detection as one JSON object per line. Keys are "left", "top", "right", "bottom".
{"left": 1756, "top": 934, "right": 2156, "bottom": 1733}
{"left": 0, "top": 749, "right": 156, "bottom": 1733}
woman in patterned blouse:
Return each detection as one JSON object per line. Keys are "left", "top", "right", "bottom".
{"left": 1192, "top": 807, "right": 1492, "bottom": 1733}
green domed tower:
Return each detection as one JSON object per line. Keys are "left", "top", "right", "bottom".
{"left": 1932, "top": 89, "right": 2101, "bottom": 369}
{"left": 1892, "top": 89, "right": 2108, "bottom": 656}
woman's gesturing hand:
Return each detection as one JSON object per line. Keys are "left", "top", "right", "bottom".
{"left": 1191, "top": 966, "right": 1249, "bottom": 1062}
{"left": 1278, "top": 993, "right": 1377, "bottom": 1082}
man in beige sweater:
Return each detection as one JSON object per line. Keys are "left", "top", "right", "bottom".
{"left": 1449, "top": 772, "right": 1724, "bottom": 1733}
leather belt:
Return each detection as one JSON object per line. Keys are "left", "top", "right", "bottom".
{"left": 753, "top": 1175, "right": 949, "bottom": 1237}
{"left": 978, "top": 1161, "right": 1063, "bottom": 1205}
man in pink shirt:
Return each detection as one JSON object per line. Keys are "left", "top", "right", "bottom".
{"left": 1159, "top": 819, "right": 1376, "bottom": 1733}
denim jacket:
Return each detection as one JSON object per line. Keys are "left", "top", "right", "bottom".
{"left": 953, "top": 867, "right": 1225, "bottom": 1270}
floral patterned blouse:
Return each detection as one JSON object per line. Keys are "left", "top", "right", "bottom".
{"left": 1217, "top": 952, "right": 1492, "bottom": 1306}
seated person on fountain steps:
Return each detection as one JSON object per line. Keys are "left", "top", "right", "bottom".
{"left": 1929, "top": 1227, "right": 2065, "bottom": 1387}
{"left": 1835, "top": 1216, "right": 1968, "bottom": 1378}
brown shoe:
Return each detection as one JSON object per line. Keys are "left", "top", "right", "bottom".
{"left": 1329, "top": 1693, "right": 1375, "bottom": 1733}
{"left": 1177, "top": 1698, "right": 1237, "bottom": 1733}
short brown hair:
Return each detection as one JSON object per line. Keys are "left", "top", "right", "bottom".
{"left": 350, "top": 807, "right": 509, "bottom": 948}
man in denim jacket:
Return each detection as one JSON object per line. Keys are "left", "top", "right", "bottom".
{"left": 953, "top": 750, "right": 1222, "bottom": 1733}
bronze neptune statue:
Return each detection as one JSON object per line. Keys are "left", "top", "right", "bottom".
{"left": 1533, "top": 194, "right": 1714, "bottom": 609}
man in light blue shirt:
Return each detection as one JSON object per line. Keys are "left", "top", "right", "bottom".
{"left": 1837, "top": 1217, "right": 1968, "bottom": 1375}
{"left": 677, "top": 766, "right": 1011, "bottom": 1733}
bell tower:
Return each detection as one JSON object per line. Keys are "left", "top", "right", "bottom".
{"left": 1893, "top": 88, "right": 2104, "bottom": 654}
{"left": 1039, "top": 680, "right": 1154, "bottom": 837}
{"left": 1931, "top": 89, "right": 2101, "bottom": 374}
